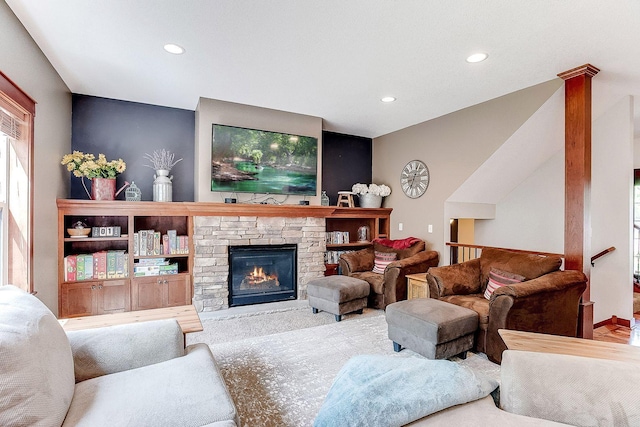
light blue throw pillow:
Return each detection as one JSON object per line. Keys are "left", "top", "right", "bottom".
{"left": 314, "top": 354, "right": 498, "bottom": 427}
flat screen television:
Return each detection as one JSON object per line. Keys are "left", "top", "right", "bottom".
{"left": 211, "top": 124, "right": 318, "bottom": 196}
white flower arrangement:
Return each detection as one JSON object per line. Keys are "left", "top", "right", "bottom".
{"left": 352, "top": 183, "right": 392, "bottom": 197}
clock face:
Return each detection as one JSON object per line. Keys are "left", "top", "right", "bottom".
{"left": 400, "top": 160, "right": 430, "bottom": 199}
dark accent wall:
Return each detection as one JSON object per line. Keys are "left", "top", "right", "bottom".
{"left": 322, "top": 131, "right": 372, "bottom": 205}
{"left": 71, "top": 96, "right": 372, "bottom": 205}
{"left": 71, "top": 95, "right": 195, "bottom": 201}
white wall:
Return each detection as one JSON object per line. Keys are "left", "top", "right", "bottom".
{"left": 463, "top": 93, "right": 635, "bottom": 324}
{"left": 634, "top": 137, "right": 640, "bottom": 168}
{"left": 194, "top": 98, "right": 323, "bottom": 204}
{"left": 0, "top": 2, "right": 71, "bottom": 313}
{"left": 474, "top": 151, "right": 565, "bottom": 254}
{"left": 591, "top": 96, "right": 634, "bottom": 323}
{"left": 373, "top": 79, "right": 562, "bottom": 259}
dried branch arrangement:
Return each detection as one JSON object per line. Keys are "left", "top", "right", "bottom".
{"left": 144, "top": 149, "right": 183, "bottom": 171}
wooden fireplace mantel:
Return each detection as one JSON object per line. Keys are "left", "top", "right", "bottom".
{"left": 56, "top": 199, "right": 391, "bottom": 219}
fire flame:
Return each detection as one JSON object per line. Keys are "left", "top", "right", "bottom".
{"left": 247, "top": 266, "right": 277, "bottom": 284}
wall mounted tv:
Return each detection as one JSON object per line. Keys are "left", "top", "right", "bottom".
{"left": 211, "top": 124, "right": 318, "bottom": 196}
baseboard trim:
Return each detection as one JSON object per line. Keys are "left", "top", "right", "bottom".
{"left": 594, "top": 315, "right": 633, "bottom": 329}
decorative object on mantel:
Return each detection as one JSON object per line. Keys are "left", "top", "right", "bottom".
{"left": 61, "top": 151, "right": 128, "bottom": 200}
{"left": 351, "top": 183, "right": 391, "bottom": 208}
{"left": 125, "top": 181, "right": 142, "bottom": 201}
{"left": 320, "top": 191, "right": 330, "bottom": 206}
{"left": 144, "top": 149, "right": 183, "bottom": 202}
{"left": 337, "top": 191, "right": 355, "bottom": 207}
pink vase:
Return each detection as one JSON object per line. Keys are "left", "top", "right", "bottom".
{"left": 90, "top": 178, "right": 116, "bottom": 200}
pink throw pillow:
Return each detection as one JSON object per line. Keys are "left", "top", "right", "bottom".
{"left": 372, "top": 251, "right": 397, "bottom": 274}
{"left": 484, "top": 267, "right": 525, "bottom": 300}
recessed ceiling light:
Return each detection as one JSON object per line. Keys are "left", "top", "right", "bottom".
{"left": 164, "top": 43, "right": 185, "bottom": 55}
{"left": 381, "top": 96, "right": 396, "bottom": 103}
{"left": 466, "top": 53, "right": 488, "bottom": 63}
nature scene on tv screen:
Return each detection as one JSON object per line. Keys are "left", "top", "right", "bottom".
{"left": 211, "top": 124, "right": 317, "bottom": 196}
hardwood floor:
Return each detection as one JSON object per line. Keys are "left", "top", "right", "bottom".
{"left": 592, "top": 313, "right": 640, "bottom": 347}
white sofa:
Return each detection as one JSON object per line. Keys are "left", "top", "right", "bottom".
{"left": 408, "top": 349, "right": 640, "bottom": 426}
{"left": 0, "top": 285, "right": 239, "bottom": 427}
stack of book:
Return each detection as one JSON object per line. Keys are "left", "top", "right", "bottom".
{"left": 64, "top": 251, "right": 128, "bottom": 281}
{"left": 133, "top": 258, "right": 179, "bottom": 277}
{"left": 133, "top": 229, "right": 189, "bottom": 256}
{"left": 326, "top": 231, "right": 350, "bottom": 245}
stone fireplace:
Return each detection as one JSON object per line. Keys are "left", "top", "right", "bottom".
{"left": 192, "top": 215, "right": 326, "bottom": 311}
{"left": 228, "top": 244, "right": 297, "bottom": 306}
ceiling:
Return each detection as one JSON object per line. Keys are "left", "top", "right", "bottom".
{"left": 6, "top": 0, "right": 640, "bottom": 138}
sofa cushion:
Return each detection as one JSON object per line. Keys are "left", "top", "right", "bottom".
{"left": 372, "top": 251, "right": 397, "bottom": 274}
{"left": 440, "top": 294, "right": 490, "bottom": 330}
{"left": 501, "top": 350, "right": 640, "bottom": 426}
{"left": 479, "top": 248, "right": 562, "bottom": 291}
{"left": 63, "top": 343, "right": 239, "bottom": 427}
{"left": 373, "top": 240, "right": 425, "bottom": 260}
{"left": 351, "top": 271, "right": 385, "bottom": 294}
{"left": 427, "top": 258, "right": 482, "bottom": 297}
{"left": 0, "top": 285, "right": 75, "bottom": 427}
{"left": 484, "top": 268, "right": 525, "bottom": 300}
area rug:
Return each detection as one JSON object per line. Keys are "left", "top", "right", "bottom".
{"left": 187, "top": 308, "right": 500, "bottom": 427}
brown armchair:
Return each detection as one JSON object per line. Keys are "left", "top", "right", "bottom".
{"left": 339, "top": 239, "right": 439, "bottom": 309}
{"left": 426, "top": 247, "right": 587, "bottom": 363}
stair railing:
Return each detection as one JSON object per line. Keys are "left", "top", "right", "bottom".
{"left": 447, "top": 243, "right": 615, "bottom": 267}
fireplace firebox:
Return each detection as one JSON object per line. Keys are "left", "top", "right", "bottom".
{"left": 228, "top": 244, "right": 297, "bottom": 306}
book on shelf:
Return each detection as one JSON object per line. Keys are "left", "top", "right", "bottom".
{"left": 325, "top": 231, "right": 350, "bottom": 245}
{"left": 168, "top": 230, "right": 177, "bottom": 254}
{"left": 133, "top": 258, "right": 179, "bottom": 276}
{"left": 64, "top": 250, "right": 128, "bottom": 281}
{"left": 64, "top": 255, "right": 77, "bottom": 282}
{"left": 133, "top": 229, "right": 188, "bottom": 257}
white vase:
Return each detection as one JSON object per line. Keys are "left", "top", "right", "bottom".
{"left": 359, "top": 193, "right": 382, "bottom": 208}
{"left": 153, "top": 169, "right": 173, "bottom": 202}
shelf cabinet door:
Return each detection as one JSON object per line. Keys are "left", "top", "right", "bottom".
{"left": 96, "top": 279, "right": 130, "bottom": 314}
{"left": 131, "top": 277, "right": 165, "bottom": 311}
{"left": 60, "top": 282, "right": 95, "bottom": 318}
{"left": 131, "top": 274, "right": 191, "bottom": 310}
{"left": 60, "top": 279, "right": 129, "bottom": 318}
{"left": 166, "top": 274, "right": 191, "bottom": 307}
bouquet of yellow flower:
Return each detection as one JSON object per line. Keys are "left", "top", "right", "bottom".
{"left": 61, "top": 151, "right": 126, "bottom": 179}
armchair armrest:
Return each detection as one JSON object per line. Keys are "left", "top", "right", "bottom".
{"left": 501, "top": 350, "right": 640, "bottom": 425}
{"left": 66, "top": 318, "right": 184, "bottom": 382}
{"left": 339, "top": 246, "right": 374, "bottom": 276}
{"left": 425, "top": 258, "right": 481, "bottom": 298}
{"left": 486, "top": 270, "right": 587, "bottom": 363}
{"left": 383, "top": 250, "right": 440, "bottom": 305}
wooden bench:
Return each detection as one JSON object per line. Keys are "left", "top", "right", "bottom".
{"left": 59, "top": 305, "right": 203, "bottom": 346}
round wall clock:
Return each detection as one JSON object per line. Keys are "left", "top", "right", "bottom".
{"left": 400, "top": 160, "right": 430, "bottom": 199}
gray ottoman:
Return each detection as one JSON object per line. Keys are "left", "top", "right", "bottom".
{"left": 307, "top": 276, "right": 370, "bottom": 322}
{"left": 386, "top": 298, "right": 478, "bottom": 359}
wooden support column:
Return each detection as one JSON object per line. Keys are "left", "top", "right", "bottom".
{"left": 558, "top": 64, "right": 599, "bottom": 339}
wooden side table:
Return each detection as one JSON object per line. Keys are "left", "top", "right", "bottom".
{"left": 406, "top": 273, "right": 429, "bottom": 299}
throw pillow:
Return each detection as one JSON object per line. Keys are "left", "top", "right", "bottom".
{"left": 484, "top": 267, "right": 525, "bottom": 300}
{"left": 372, "top": 251, "right": 397, "bottom": 274}
{"left": 314, "top": 354, "right": 499, "bottom": 427}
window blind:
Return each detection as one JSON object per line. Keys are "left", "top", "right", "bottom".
{"left": 0, "top": 107, "right": 22, "bottom": 140}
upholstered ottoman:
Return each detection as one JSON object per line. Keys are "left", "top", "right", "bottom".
{"left": 386, "top": 298, "right": 478, "bottom": 359}
{"left": 307, "top": 276, "right": 370, "bottom": 322}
